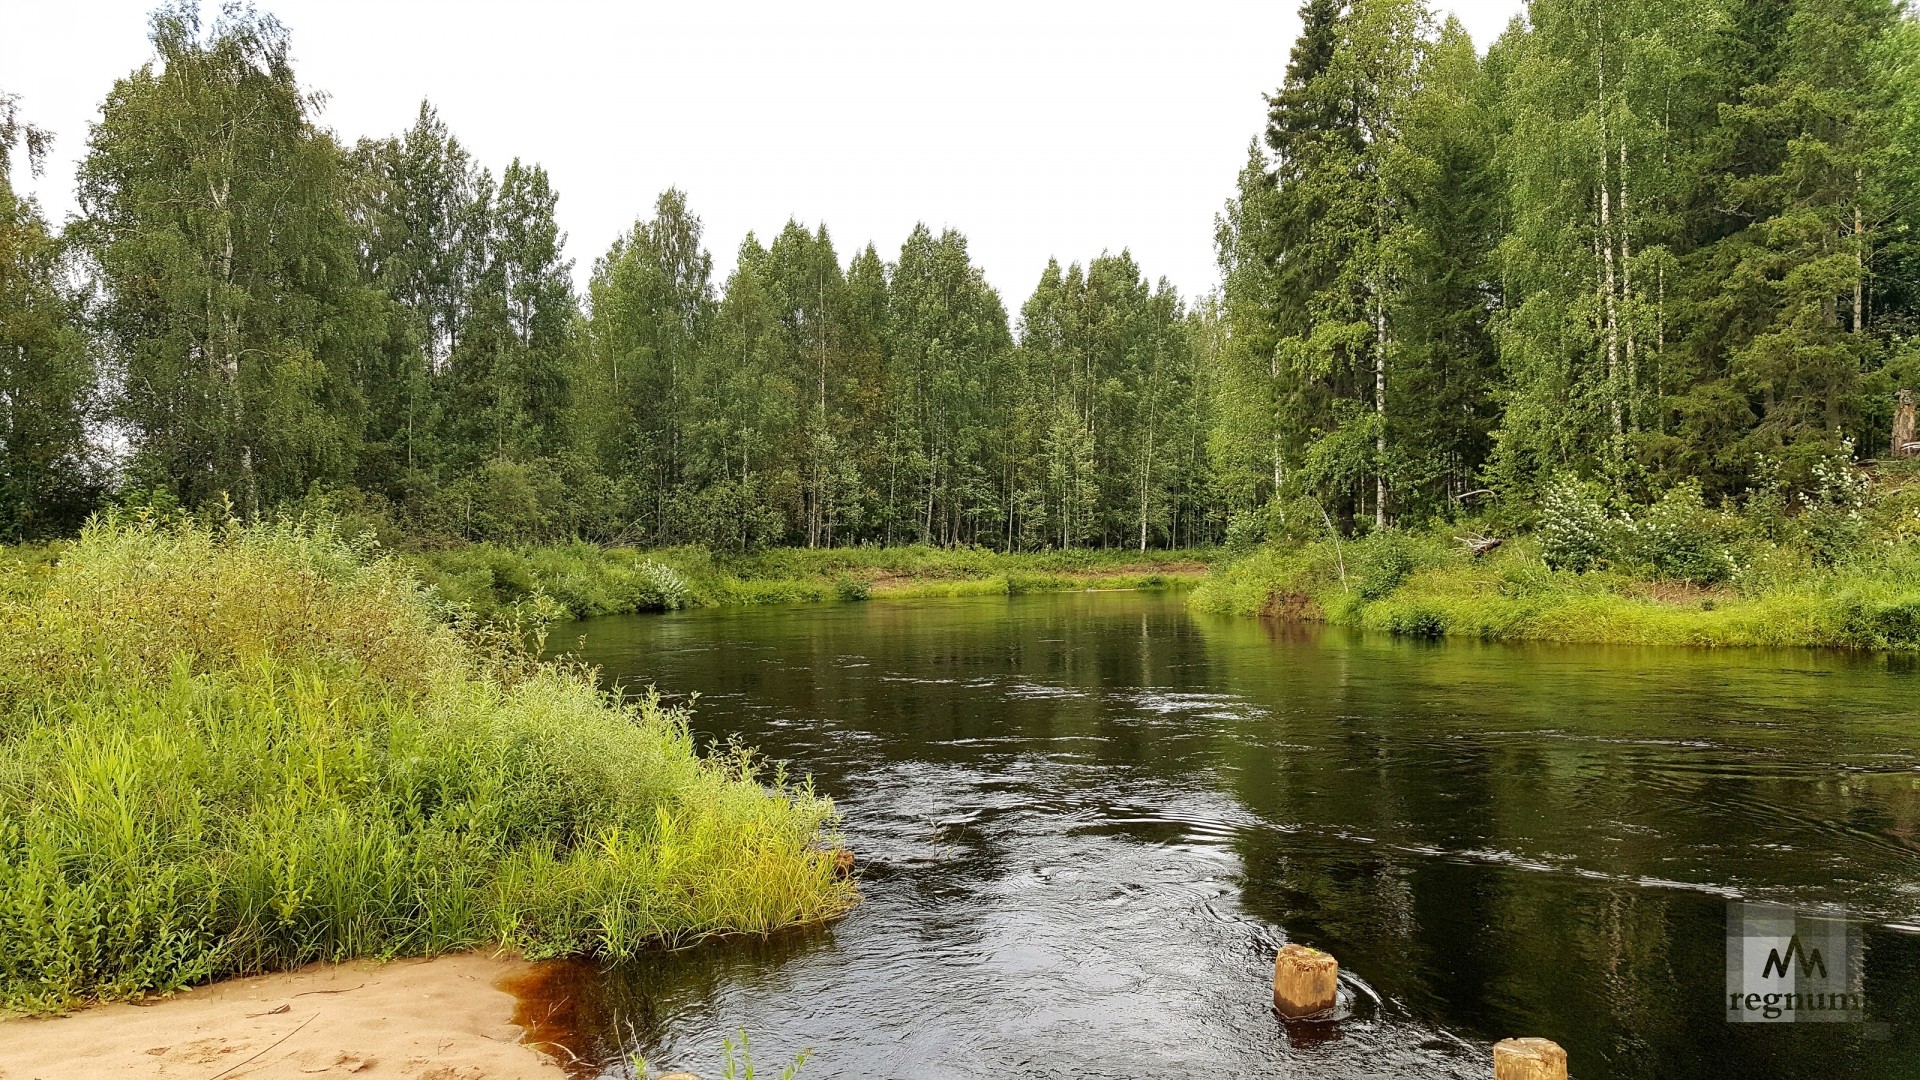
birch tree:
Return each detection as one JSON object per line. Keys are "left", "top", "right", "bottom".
{"left": 78, "top": 3, "right": 379, "bottom": 514}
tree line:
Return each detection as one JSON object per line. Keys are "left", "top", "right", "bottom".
{"left": 1218, "top": 0, "right": 1920, "bottom": 536}
{"left": 3, "top": 0, "right": 1917, "bottom": 550}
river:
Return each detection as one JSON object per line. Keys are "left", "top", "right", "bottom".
{"left": 543, "top": 589, "right": 1920, "bottom": 1079}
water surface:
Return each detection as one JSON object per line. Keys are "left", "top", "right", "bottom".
{"left": 548, "top": 591, "right": 1920, "bottom": 1079}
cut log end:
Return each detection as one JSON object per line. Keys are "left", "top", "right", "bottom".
{"left": 1272, "top": 942, "right": 1339, "bottom": 1018}
{"left": 1493, "top": 1037, "right": 1567, "bottom": 1080}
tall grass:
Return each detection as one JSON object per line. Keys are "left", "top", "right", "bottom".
{"left": 1192, "top": 529, "right": 1920, "bottom": 649}
{"left": 0, "top": 516, "right": 855, "bottom": 1012}
{"left": 410, "top": 542, "right": 1214, "bottom": 622}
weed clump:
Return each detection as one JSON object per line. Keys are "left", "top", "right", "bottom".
{"left": 0, "top": 516, "right": 854, "bottom": 1012}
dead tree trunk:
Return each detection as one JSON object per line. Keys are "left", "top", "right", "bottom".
{"left": 1893, "top": 390, "right": 1916, "bottom": 458}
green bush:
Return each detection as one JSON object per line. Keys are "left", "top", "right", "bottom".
{"left": 833, "top": 574, "right": 872, "bottom": 602}
{"left": 1618, "top": 481, "right": 1736, "bottom": 584}
{"left": 1385, "top": 605, "right": 1447, "bottom": 638}
{"left": 1223, "top": 501, "right": 1290, "bottom": 550}
{"left": 1740, "top": 453, "right": 1793, "bottom": 544}
{"left": 1349, "top": 531, "right": 1421, "bottom": 601}
{"left": 628, "top": 559, "right": 692, "bottom": 611}
{"left": 1538, "top": 477, "right": 1611, "bottom": 573}
{"left": 0, "top": 517, "right": 854, "bottom": 1011}
{"left": 1801, "top": 447, "right": 1870, "bottom": 566}
{"left": 1191, "top": 462, "right": 1920, "bottom": 651}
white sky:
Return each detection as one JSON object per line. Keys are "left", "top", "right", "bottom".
{"left": 4, "top": 0, "right": 1527, "bottom": 304}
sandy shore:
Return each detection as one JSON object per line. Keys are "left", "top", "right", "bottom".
{"left": 0, "top": 953, "right": 570, "bottom": 1080}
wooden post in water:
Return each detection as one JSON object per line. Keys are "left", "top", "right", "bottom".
{"left": 1272, "top": 943, "right": 1338, "bottom": 1018}
{"left": 1493, "top": 1038, "right": 1567, "bottom": 1080}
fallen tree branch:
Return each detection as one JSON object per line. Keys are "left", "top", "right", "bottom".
{"left": 1456, "top": 533, "right": 1503, "bottom": 557}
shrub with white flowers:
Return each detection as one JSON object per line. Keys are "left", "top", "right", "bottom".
{"left": 628, "top": 558, "right": 691, "bottom": 610}
{"left": 1618, "top": 481, "right": 1737, "bottom": 584}
{"left": 1538, "top": 477, "right": 1612, "bottom": 573}
{"left": 1800, "top": 441, "right": 1870, "bottom": 565}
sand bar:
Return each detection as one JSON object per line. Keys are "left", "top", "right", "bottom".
{"left": 0, "top": 953, "right": 569, "bottom": 1080}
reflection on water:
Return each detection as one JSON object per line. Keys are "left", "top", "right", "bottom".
{"left": 545, "top": 592, "right": 1920, "bottom": 1079}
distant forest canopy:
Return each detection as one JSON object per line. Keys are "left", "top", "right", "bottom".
{"left": 2, "top": 0, "right": 1917, "bottom": 550}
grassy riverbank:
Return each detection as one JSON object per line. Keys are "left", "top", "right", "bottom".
{"left": 411, "top": 543, "right": 1214, "bottom": 622}
{"left": 1193, "top": 527, "right": 1920, "bottom": 650}
{"left": 0, "top": 518, "right": 855, "bottom": 1012}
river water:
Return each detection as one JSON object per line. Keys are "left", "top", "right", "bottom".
{"left": 545, "top": 590, "right": 1920, "bottom": 1079}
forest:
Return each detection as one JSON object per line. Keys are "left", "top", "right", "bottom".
{"left": 2, "top": 0, "right": 1918, "bottom": 556}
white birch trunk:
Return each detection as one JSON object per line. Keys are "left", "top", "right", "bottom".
{"left": 1375, "top": 281, "right": 1388, "bottom": 531}
{"left": 1619, "top": 139, "right": 1635, "bottom": 432}
{"left": 1597, "top": 10, "right": 1621, "bottom": 438}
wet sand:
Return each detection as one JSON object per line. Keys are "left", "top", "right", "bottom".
{"left": 0, "top": 953, "right": 570, "bottom": 1080}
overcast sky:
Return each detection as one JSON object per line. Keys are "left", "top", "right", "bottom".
{"left": 5, "top": 0, "right": 1528, "bottom": 304}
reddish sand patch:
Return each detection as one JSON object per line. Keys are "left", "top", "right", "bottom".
{"left": 1260, "top": 590, "right": 1324, "bottom": 621}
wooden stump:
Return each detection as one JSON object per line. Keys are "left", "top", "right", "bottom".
{"left": 1493, "top": 1038, "right": 1567, "bottom": 1080}
{"left": 1272, "top": 943, "right": 1338, "bottom": 1018}
{"left": 1895, "top": 390, "right": 1917, "bottom": 457}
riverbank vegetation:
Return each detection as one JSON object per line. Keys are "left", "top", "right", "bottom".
{"left": 411, "top": 543, "right": 1213, "bottom": 622}
{"left": 1196, "top": 457, "right": 1920, "bottom": 650}
{"left": 0, "top": 517, "right": 854, "bottom": 1012}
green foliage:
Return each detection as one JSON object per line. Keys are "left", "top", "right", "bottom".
{"left": 408, "top": 543, "right": 1211, "bottom": 621}
{"left": 1223, "top": 505, "right": 1274, "bottom": 552}
{"left": 1538, "top": 478, "right": 1613, "bottom": 573}
{"left": 631, "top": 559, "right": 692, "bottom": 611}
{"left": 0, "top": 517, "right": 853, "bottom": 1010}
{"left": 1012, "top": 252, "right": 1206, "bottom": 550}
{"left": 76, "top": 6, "right": 380, "bottom": 516}
{"left": 0, "top": 94, "right": 99, "bottom": 540}
{"left": 1531, "top": 477, "right": 1742, "bottom": 583}
{"left": 723, "top": 1030, "right": 810, "bottom": 1080}
{"left": 1382, "top": 604, "right": 1448, "bottom": 638}
{"left": 1801, "top": 445, "right": 1872, "bottom": 565}
{"left": 833, "top": 574, "right": 872, "bottom": 602}
{"left": 6, "top": 0, "right": 1920, "bottom": 573}
{"left": 1218, "top": 0, "right": 1918, "bottom": 529}
{"left": 1617, "top": 482, "right": 1737, "bottom": 585}
{"left": 1348, "top": 530, "right": 1423, "bottom": 601}
{"left": 1197, "top": 465, "right": 1920, "bottom": 650}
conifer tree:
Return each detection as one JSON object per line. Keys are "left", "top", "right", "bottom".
{"left": 1689, "top": 0, "right": 1902, "bottom": 481}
